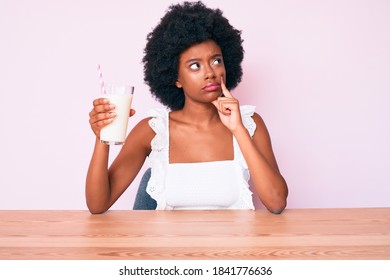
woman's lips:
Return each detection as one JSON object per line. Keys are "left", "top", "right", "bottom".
{"left": 202, "top": 83, "right": 221, "bottom": 91}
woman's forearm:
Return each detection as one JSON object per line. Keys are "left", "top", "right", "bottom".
{"left": 233, "top": 127, "right": 288, "bottom": 213}
{"left": 85, "top": 138, "right": 111, "bottom": 214}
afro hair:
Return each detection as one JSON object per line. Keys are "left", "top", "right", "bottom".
{"left": 142, "top": 1, "right": 244, "bottom": 110}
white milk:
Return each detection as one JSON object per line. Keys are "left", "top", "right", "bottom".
{"left": 100, "top": 85, "right": 134, "bottom": 145}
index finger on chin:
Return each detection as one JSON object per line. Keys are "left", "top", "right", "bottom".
{"left": 220, "top": 77, "right": 233, "bottom": 98}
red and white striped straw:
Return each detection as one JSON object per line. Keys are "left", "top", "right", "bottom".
{"left": 97, "top": 64, "right": 106, "bottom": 95}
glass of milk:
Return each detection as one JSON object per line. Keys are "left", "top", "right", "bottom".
{"left": 100, "top": 84, "right": 134, "bottom": 145}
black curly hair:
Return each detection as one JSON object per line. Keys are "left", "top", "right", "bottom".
{"left": 142, "top": 1, "right": 244, "bottom": 110}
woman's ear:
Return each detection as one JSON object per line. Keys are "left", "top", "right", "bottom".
{"left": 175, "top": 80, "right": 182, "bottom": 88}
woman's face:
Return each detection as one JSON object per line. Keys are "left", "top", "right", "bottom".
{"left": 176, "top": 40, "right": 226, "bottom": 106}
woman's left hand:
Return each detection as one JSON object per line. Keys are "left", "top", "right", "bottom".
{"left": 212, "top": 77, "right": 244, "bottom": 133}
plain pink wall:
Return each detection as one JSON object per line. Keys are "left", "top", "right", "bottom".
{"left": 1, "top": 0, "right": 389, "bottom": 210}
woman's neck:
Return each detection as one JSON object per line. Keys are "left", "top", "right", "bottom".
{"left": 172, "top": 103, "right": 220, "bottom": 127}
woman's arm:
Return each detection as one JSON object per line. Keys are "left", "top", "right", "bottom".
{"left": 233, "top": 113, "right": 288, "bottom": 214}
{"left": 85, "top": 117, "right": 154, "bottom": 214}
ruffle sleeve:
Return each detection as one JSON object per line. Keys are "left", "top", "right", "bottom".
{"left": 145, "top": 108, "right": 170, "bottom": 210}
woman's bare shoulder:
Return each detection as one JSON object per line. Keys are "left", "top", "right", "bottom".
{"left": 130, "top": 117, "right": 155, "bottom": 137}
{"left": 250, "top": 112, "right": 274, "bottom": 145}
{"left": 252, "top": 112, "right": 268, "bottom": 131}
{"left": 122, "top": 117, "right": 156, "bottom": 150}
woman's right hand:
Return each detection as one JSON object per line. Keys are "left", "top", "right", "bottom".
{"left": 89, "top": 98, "right": 136, "bottom": 139}
{"left": 88, "top": 98, "right": 116, "bottom": 139}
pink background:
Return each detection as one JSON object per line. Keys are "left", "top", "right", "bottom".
{"left": 1, "top": 0, "right": 389, "bottom": 210}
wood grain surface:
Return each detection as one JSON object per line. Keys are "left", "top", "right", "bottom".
{"left": 0, "top": 208, "right": 389, "bottom": 260}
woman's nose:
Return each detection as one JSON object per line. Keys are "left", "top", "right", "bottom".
{"left": 204, "top": 65, "right": 216, "bottom": 80}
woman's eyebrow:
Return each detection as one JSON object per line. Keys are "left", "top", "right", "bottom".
{"left": 185, "top": 53, "right": 222, "bottom": 64}
{"left": 185, "top": 58, "right": 199, "bottom": 64}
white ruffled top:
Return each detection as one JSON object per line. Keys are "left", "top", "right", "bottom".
{"left": 146, "top": 105, "right": 257, "bottom": 210}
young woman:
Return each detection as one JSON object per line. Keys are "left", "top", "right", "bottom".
{"left": 86, "top": 1, "right": 288, "bottom": 213}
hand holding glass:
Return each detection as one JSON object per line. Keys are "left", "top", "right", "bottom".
{"left": 100, "top": 85, "right": 134, "bottom": 145}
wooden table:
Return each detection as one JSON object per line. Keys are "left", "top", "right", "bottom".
{"left": 0, "top": 208, "right": 389, "bottom": 260}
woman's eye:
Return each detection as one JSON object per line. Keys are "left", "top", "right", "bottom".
{"left": 189, "top": 63, "right": 200, "bottom": 70}
{"left": 213, "top": 58, "right": 222, "bottom": 65}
